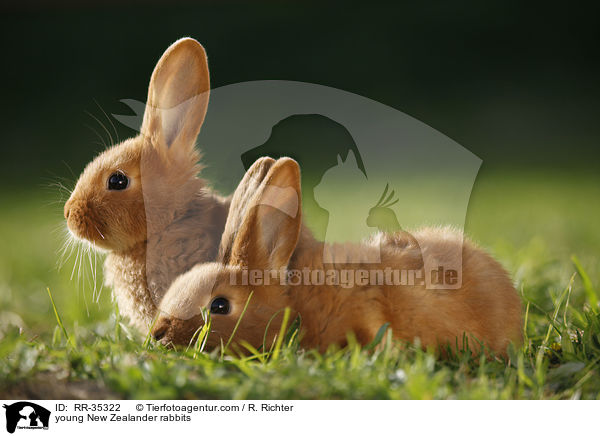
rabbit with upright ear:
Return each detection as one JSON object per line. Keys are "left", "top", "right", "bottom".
{"left": 64, "top": 38, "right": 232, "bottom": 332}
{"left": 152, "top": 158, "right": 522, "bottom": 356}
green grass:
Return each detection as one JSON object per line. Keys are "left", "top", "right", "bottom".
{"left": 1, "top": 168, "right": 599, "bottom": 399}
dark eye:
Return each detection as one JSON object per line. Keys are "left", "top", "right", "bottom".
{"left": 108, "top": 172, "right": 129, "bottom": 190}
{"left": 210, "top": 297, "right": 230, "bottom": 315}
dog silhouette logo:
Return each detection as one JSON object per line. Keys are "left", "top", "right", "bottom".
{"left": 2, "top": 402, "right": 50, "bottom": 433}
{"left": 241, "top": 114, "right": 367, "bottom": 241}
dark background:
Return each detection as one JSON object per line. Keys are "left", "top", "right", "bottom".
{"left": 1, "top": 0, "right": 599, "bottom": 188}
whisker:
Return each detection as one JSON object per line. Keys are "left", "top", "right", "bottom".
{"left": 93, "top": 223, "right": 105, "bottom": 240}
{"left": 86, "top": 244, "right": 94, "bottom": 290}
{"left": 85, "top": 109, "right": 114, "bottom": 147}
{"left": 42, "top": 180, "right": 72, "bottom": 194}
{"left": 62, "top": 160, "right": 78, "bottom": 181}
{"left": 77, "top": 245, "right": 90, "bottom": 316}
{"left": 94, "top": 99, "right": 120, "bottom": 144}
{"left": 57, "top": 225, "right": 107, "bottom": 315}
{"left": 84, "top": 123, "right": 108, "bottom": 150}
{"left": 56, "top": 230, "right": 75, "bottom": 270}
{"left": 41, "top": 171, "right": 75, "bottom": 187}
{"left": 70, "top": 245, "right": 81, "bottom": 281}
{"left": 84, "top": 246, "right": 92, "bottom": 316}
{"left": 86, "top": 244, "right": 99, "bottom": 305}
{"left": 45, "top": 199, "right": 69, "bottom": 207}
{"left": 93, "top": 246, "right": 100, "bottom": 303}
{"left": 77, "top": 246, "right": 83, "bottom": 287}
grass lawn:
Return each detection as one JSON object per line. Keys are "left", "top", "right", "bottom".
{"left": 0, "top": 167, "right": 599, "bottom": 399}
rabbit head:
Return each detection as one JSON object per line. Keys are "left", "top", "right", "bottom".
{"left": 152, "top": 158, "right": 303, "bottom": 350}
{"left": 64, "top": 38, "right": 210, "bottom": 252}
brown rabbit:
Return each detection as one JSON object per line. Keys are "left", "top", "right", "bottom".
{"left": 63, "top": 38, "right": 232, "bottom": 332}
{"left": 152, "top": 158, "right": 523, "bottom": 356}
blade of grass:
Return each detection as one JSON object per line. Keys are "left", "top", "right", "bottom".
{"left": 222, "top": 291, "right": 253, "bottom": 358}
{"left": 271, "top": 307, "right": 291, "bottom": 361}
{"left": 365, "top": 322, "right": 390, "bottom": 351}
{"left": 534, "top": 275, "right": 574, "bottom": 392}
{"left": 523, "top": 301, "right": 531, "bottom": 354}
{"left": 113, "top": 301, "right": 121, "bottom": 342}
{"left": 143, "top": 314, "right": 160, "bottom": 349}
{"left": 572, "top": 255, "right": 598, "bottom": 311}
{"left": 238, "top": 340, "right": 268, "bottom": 363}
{"left": 46, "top": 287, "right": 75, "bottom": 348}
{"left": 285, "top": 315, "right": 301, "bottom": 348}
{"left": 262, "top": 308, "right": 285, "bottom": 352}
{"left": 189, "top": 309, "right": 211, "bottom": 358}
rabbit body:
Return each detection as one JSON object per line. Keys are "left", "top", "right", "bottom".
{"left": 64, "top": 38, "right": 230, "bottom": 332}
{"left": 285, "top": 226, "right": 522, "bottom": 354}
{"left": 153, "top": 158, "right": 522, "bottom": 356}
{"left": 104, "top": 191, "right": 228, "bottom": 330}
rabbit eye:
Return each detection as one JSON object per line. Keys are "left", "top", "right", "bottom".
{"left": 108, "top": 172, "right": 129, "bottom": 190}
{"left": 210, "top": 297, "right": 230, "bottom": 315}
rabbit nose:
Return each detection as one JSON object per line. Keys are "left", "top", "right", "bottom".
{"left": 153, "top": 327, "right": 167, "bottom": 341}
{"left": 64, "top": 197, "right": 75, "bottom": 220}
{"left": 152, "top": 318, "right": 170, "bottom": 341}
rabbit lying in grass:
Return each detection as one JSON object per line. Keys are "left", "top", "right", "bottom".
{"left": 152, "top": 158, "right": 523, "bottom": 356}
{"left": 63, "top": 38, "right": 230, "bottom": 332}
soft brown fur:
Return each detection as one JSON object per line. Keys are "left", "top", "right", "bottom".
{"left": 153, "top": 159, "right": 523, "bottom": 356}
{"left": 64, "top": 38, "right": 230, "bottom": 331}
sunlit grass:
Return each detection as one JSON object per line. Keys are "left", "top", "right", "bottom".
{"left": 0, "top": 169, "right": 599, "bottom": 399}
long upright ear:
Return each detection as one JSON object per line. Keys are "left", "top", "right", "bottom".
{"left": 218, "top": 156, "right": 276, "bottom": 264}
{"left": 141, "top": 38, "right": 210, "bottom": 158}
{"left": 229, "top": 158, "right": 302, "bottom": 271}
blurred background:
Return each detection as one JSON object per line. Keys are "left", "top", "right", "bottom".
{"left": 0, "top": 1, "right": 598, "bottom": 333}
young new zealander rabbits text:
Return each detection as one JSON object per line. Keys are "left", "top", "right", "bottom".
{"left": 64, "top": 38, "right": 230, "bottom": 332}
{"left": 152, "top": 158, "right": 523, "bottom": 356}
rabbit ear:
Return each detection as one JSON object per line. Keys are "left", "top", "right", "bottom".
{"left": 141, "top": 38, "right": 210, "bottom": 159}
{"left": 218, "top": 156, "right": 276, "bottom": 264}
{"left": 229, "top": 158, "right": 302, "bottom": 271}
{"left": 345, "top": 149, "right": 358, "bottom": 168}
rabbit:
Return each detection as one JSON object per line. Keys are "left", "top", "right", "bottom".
{"left": 63, "top": 38, "right": 233, "bottom": 332}
{"left": 152, "top": 158, "right": 523, "bottom": 356}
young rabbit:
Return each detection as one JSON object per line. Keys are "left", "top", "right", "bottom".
{"left": 63, "top": 38, "right": 231, "bottom": 332}
{"left": 152, "top": 158, "right": 523, "bottom": 356}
